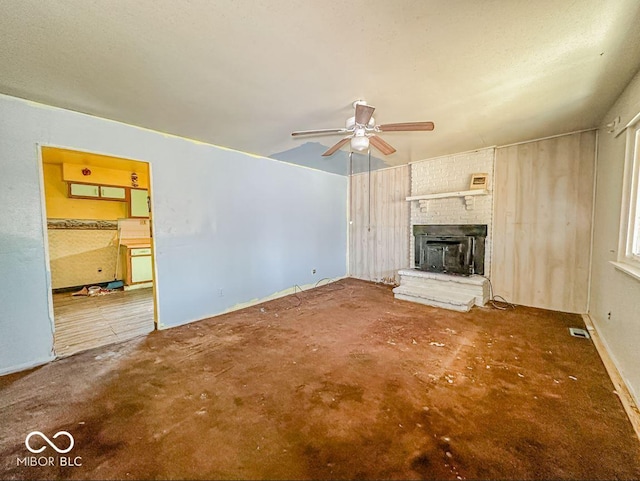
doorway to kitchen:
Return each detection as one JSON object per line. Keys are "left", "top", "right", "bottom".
{"left": 39, "top": 146, "right": 157, "bottom": 357}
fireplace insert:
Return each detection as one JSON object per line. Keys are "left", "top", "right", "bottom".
{"left": 414, "top": 224, "right": 487, "bottom": 276}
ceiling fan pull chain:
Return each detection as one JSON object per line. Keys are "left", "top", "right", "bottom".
{"left": 368, "top": 148, "right": 371, "bottom": 233}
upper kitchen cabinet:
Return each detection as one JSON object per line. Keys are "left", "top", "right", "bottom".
{"left": 62, "top": 163, "right": 148, "bottom": 189}
{"left": 130, "top": 189, "right": 150, "bottom": 218}
{"left": 69, "top": 183, "right": 100, "bottom": 198}
{"left": 100, "top": 186, "right": 126, "bottom": 199}
{"left": 68, "top": 183, "right": 126, "bottom": 200}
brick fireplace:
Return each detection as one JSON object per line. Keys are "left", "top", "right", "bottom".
{"left": 409, "top": 148, "right": 494, "bottom": 274}
{"left": 393, "top": 148, "right": 495, "bottom": 311}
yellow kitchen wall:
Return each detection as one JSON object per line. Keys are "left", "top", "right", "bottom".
{"left": 43, "top": 163, "right": 128, "bottom": 220}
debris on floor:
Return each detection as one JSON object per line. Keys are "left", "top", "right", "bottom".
{"left": 71, "top": 285, "right": 119, "bottom": 297}
{"left": 3, "top": 278, "right": 639, "bottom": 480}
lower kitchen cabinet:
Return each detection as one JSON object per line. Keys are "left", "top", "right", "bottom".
{"left": 121, "top": 246, "right": 153, "bottom": 287}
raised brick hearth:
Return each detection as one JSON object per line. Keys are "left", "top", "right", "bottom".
{"left": 393, "top": 268, "right": 489, "bottom": 312}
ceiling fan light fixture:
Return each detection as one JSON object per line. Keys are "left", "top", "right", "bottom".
{"left": 346, "top": 116, "right": 356, "bottom": 129}
{"left": 351, "top": 135, "right": 369, "bottom": 152}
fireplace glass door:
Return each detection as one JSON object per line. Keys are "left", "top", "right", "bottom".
{"left": 417, "top": 235, "right": 473, "bottom": 275}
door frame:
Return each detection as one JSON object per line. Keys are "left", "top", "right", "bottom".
{"left": 36, "top": 143, "right": 160, "bottom": 355}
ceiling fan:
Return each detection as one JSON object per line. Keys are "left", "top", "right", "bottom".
{"left": 291, "top": 100, "right": 435, "bottom": 157}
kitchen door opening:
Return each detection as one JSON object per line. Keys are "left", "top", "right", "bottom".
{"left": 39, "top": 146, "right": 157, "bottom": 357}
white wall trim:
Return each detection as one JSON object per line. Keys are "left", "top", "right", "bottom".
{"left": 346, "top": 166, "right": 351, "bottom": 276}
{"left": 582, "top": 313, "right": 640, "bottom": 441}
{"left": 350, "top": 162, "right": 409, "bottom": 176}
{"left": 616, "top": 119, "right": 640, "bottom": 271}
{"left": 617, "top": 110, "right": 640, "bottom": 137}
{"left": 408, "top": 128, "right": 598, "bottom": 169}
{"left": 586, "top": 130, "right": 599, "bottom": 312}
{"left": 35, "top": 143, "right": 56, "bottom": 356}
{"left": 610, "top": 261, "right": 640, "bottom": 281}
{"left": 410, "top": 146, "right": 497, "bottom": 166}
{"left": 497, "top": 128, "right": 597, "bottom": 149}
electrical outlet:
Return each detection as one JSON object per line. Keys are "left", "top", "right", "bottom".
{"left": 607, "top": 311, "right": 611, "bottom": 320}
{"left": 218, "top": 288, "right": 224, "bottom": 297}
{"left": 312, "top": 269, "right": 316, "bottom": 274}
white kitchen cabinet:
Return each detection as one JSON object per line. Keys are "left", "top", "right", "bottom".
{"left": 120, "top": 245, "right": 153, "bottom": 287}
{"left": 130, "top": 189, "right": 149, "bottom": 217}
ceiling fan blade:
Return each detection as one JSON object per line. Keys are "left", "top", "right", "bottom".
{"left": 368, "top": 135, "right": 397, "bottom": 155}
{"left": 377, "top": 121, "right": 435, "bottom": 132}
{"left": 355, "top": 104, "right": 375, "bottom": 125}
{"left": 291, "top": 128, "right": 348, "bottom": 137}
{"left": 322, "top": 137, "right": 351, "bottom": 156}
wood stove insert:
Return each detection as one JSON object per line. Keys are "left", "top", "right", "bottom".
{"left": 414, "top": 224, "right": 487, "bottom": 276}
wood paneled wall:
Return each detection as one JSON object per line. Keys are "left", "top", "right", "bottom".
{"left": 349, "top": 165, "right": 410, "bottom": 284}
{"left": 492, "top": 131, "right": 596, "bottom": 313}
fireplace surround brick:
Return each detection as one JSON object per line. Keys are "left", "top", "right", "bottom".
{"left": 409, "top": 148, "right": 495, "bottom": 276}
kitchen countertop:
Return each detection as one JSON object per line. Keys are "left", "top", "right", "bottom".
{"left": 120, "top": 238, "right": 152, "bottom": 248}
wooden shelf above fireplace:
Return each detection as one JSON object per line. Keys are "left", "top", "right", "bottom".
{"left": 406, "top": 189, "right": 489, "bottom": 202}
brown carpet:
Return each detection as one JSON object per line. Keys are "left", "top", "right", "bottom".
{"left": 1, "top": 278, "right": 639, "bottom": 479}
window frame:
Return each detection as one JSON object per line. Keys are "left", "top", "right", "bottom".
{"left": 616, "top": 116, "right": 640, "bottom": 277}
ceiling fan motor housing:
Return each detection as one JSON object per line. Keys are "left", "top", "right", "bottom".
{"left": 346, "top": 116, "right": 375, "bottom": 130}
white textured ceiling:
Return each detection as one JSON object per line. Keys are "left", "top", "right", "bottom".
{"left": 1, "top": 0, "right": 640, "bottom": 166}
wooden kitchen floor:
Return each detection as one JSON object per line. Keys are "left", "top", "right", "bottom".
{"left": 53, "top": 287, "right": 154, "bottom": 357}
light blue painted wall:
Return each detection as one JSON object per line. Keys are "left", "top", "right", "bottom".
{"left": 0, "top": 94, "right": 347, "bottom": 374}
